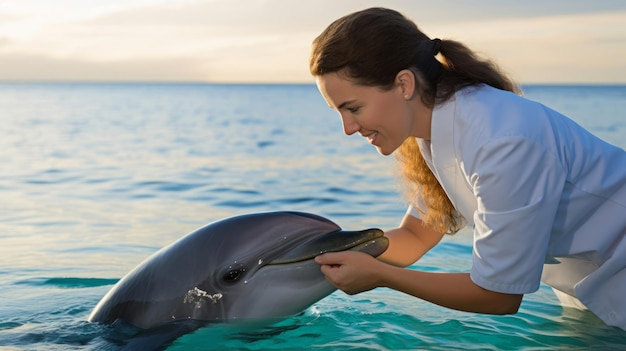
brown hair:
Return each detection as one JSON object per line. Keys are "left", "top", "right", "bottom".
{"left": 310, "top": 7, "right": 519, "bottom": 234}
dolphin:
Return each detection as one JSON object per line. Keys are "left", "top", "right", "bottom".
{"left": 89, "top": 211, "right": 388, "bottom": 344}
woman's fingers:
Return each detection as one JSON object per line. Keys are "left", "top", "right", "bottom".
{"left": 315, "top": 251, "right": 381, "bottom": 294}
{"left": 315, "top": 252, "right": 345, "bottom": 265}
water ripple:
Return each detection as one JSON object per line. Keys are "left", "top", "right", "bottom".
{"left": 1, "top": 83, "right": 624, "bottom": 350}
{"left": 14, "top": 277, "right": 119, "bottom": 289}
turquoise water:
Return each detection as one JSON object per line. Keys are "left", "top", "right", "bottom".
{"left": 0, "top": 83, "right": 625, "bottom": 350}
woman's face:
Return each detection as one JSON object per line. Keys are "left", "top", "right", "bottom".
{"left": 316, "top": 72, "right": 430, "bottom": 156}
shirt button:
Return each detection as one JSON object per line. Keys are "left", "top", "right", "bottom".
{"left": 609, "top": 312, "right": 617, "bottom": 320}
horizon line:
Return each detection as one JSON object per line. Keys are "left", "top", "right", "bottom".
{"left": 1, "top": 79, "right": 625, "bottom": 86}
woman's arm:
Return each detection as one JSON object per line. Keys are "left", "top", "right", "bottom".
{"left": 315, "top": 212, "right": 522, "bottom": 315}
{"left": 316, "top": 252, "right": 522, "bottom": 315}
{"left": 377, "top": 213, "right": 445, "bottom": 267}
{"left": 379, "top": 266, "right": 523, "bottom": 314}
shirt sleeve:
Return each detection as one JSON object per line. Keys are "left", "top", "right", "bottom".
{"left": 465, "top": 136, "right": 566, "bottom": 294}
{"left": 406, "top": 205, "right": 422, "bottom": 219}
{"left": 406, "top": 195, "right": 427, "bottom": 220}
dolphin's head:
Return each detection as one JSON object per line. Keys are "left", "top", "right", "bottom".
{"left": 185, "top": 212, "right": 388, "bottom": 321}
{"left": 89, "top": 211, "right": 388, "bottom": 329}
{"left": 206, "top": 223, "right": 388, "bottom": 321}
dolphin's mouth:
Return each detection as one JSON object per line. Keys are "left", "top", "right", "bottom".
{"left": 268, "top": 228, "right": 389, "bottom": 265}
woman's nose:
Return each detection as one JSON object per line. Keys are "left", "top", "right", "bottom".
{"left": 340, "top": 113, "right": 360, "bottom": 136}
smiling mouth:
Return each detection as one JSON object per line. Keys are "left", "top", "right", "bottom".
{"left": 366, "top": 132, "right": 378, "bottom": 144}
{"left": 268, "top": 228, "right": 388, "bottom": 265}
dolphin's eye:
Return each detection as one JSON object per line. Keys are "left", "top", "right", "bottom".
{"left": 223, "top": 268, "right": 245, "bottom": 283}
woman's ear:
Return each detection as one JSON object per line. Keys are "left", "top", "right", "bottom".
{"left": 396, "top": 69, "right": 416, "bottom": 100}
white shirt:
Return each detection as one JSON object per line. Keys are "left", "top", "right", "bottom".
{"left": 408, "top": 84, "right": 626, "bottom": 330}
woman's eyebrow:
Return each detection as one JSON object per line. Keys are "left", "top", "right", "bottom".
{"left": 336, "top": 99, "right": 357, "bottom": 109}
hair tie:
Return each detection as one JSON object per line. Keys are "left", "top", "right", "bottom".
{"left": 431, "top": 38, "right": 442, "bottom": 55}
{"left": 415, "top": 38, "right": 443, "bottom": 83}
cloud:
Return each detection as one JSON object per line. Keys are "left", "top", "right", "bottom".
{"left": 416, "top": 10, "right": 626, "bottom": 83}
{"left": 0, "top": 37, "right": 314, "bottom": 83}
{"left": 0, "top": 0, "right": 624, "bottom": 83}
{"left": 0, "top": 53, "right": 210, "bottom": 82}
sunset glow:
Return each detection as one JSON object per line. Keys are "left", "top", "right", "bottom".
{"left": 0, "top": 0, "right": 624, "bottom": 83}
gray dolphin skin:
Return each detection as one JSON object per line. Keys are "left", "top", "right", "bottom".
{"left": 88, "top": 211, "right": 388, "bottom": 331}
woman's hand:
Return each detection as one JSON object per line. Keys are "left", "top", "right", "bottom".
{"left": 315, "top": 251, "right": 386, "bottom": 294}
{"left": 316, "top": 251, "right": 523, "bottom": 315}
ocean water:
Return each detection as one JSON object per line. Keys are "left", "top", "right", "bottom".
{"left": 0, "top": 82, "right": 625, "bottom": 350}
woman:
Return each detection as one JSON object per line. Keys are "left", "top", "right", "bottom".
{"left": 311, "top": 7, "right": 626, "bottom": 330}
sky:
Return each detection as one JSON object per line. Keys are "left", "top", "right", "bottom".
{"left": 0, "top": 0, "right": 624, "bottom": 84}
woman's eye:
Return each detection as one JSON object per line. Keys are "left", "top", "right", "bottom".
{"left": 347, "top": 107, "right": 359, "bottom": 113}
